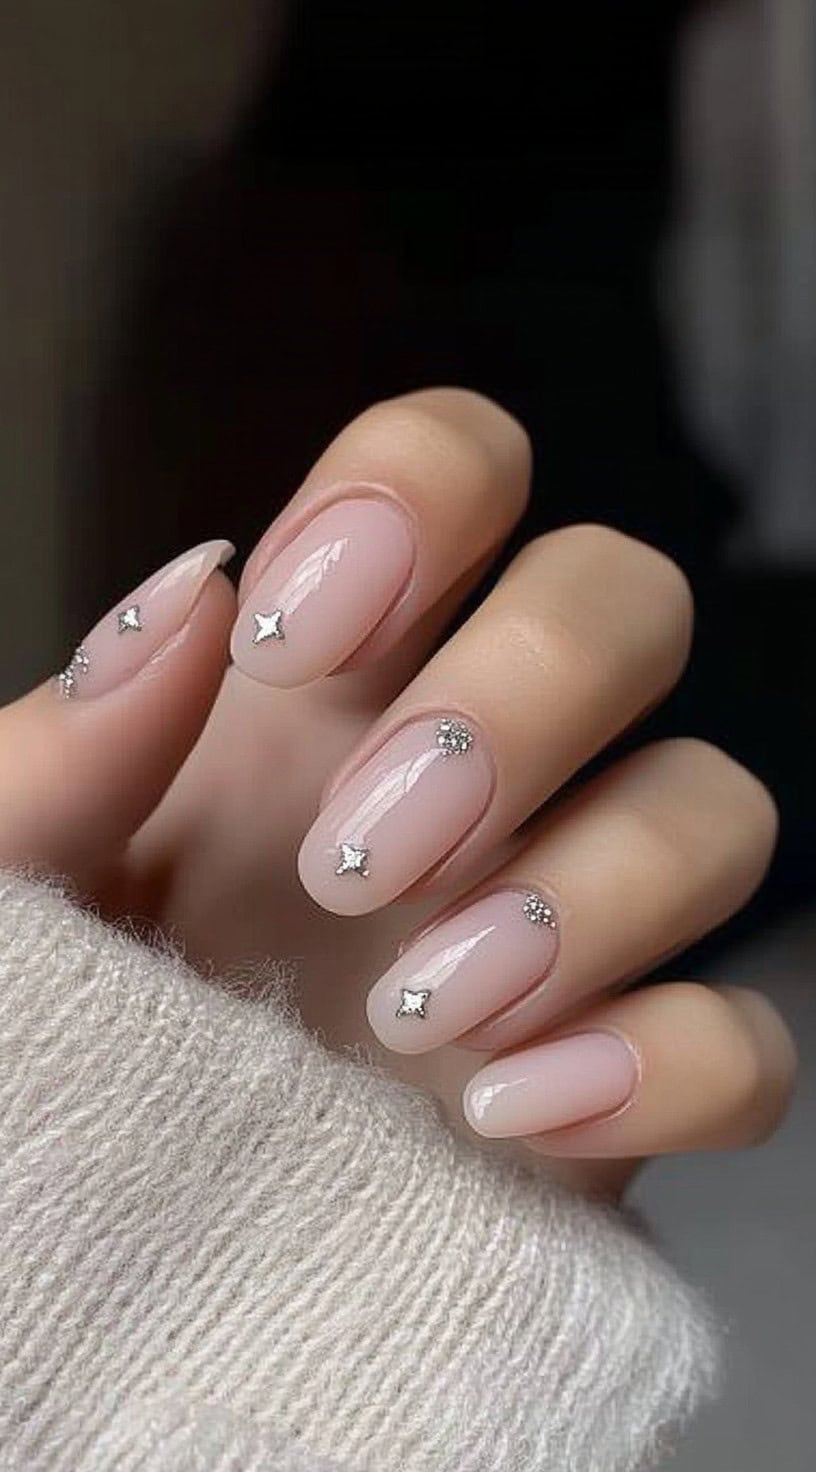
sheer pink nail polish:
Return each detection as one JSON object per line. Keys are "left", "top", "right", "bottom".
{"left": 367, "top": 889, "right": 559, "bottom": 1053}
{"left": 56, "top": 540, "right": 234, "bottom": 700}
{"left": 231, "top": 497, "right": 414, "bottom": 688}
{"left": 298, "top": 715, "right": 494, "bottom": 915}
{"left": 463, "top": 1031, "right": 639, "bottom": 1139}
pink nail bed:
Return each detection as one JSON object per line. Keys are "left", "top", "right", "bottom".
{"left": 367, "top": 889, "right": 559, "bottom": 1053}
{"left": 463, "top": 1031, "right": 639, "bottom": 1139}
{"left": 56, "top": 540, "right": 234, "bottom": 701}
{"left": 231, "top": 497, "right": 415, "bottom": 688}
{"left": 298, "top": 716, "right": 494, "bottom": 916}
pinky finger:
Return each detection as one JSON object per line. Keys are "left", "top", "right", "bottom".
{"left": 463, "top": 982, "right": 797, "bottom": 1158}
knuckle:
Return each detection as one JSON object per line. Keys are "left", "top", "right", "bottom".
{"left": 630, "top": 739, "right": 779, "bottom": 873}
{"left": 667, "top": 739, "right": 780, "bottom": 858}
{"left": 357, "top": 390, "right": 531, "bottom": 488}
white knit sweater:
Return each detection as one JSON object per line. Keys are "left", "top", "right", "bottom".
{"left": 0, "top": 874, "right": 718, "bottom": 1472}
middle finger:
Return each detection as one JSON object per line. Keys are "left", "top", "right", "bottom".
{"left": 298, "top": 523, "right": 693, "bottom": 915}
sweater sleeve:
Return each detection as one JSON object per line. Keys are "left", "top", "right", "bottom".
{"left": 0, "top": 873, "right": 718, "bottom": 1472}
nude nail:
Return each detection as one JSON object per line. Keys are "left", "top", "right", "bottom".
{"left": 56, "top": 540, "right": 234, "bottom": 700}
{"left": 231, "top": 497, "right": 414, "bottom": 688}
{"left": 298, "top": 715, "right": 494, "bottom": 915}
{"left": 367, "top": 889, "right": 559, "bottom": 1053}
{"left": 463, "top": 1031, "right": 639, "bottom": 1139}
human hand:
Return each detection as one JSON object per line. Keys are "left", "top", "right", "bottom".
{"left": 0, "top": 389, "right": 795, "bottom": 1197}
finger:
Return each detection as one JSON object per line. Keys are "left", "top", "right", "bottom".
{"left": 230, "top": 387, "right": 530, "bottom": 688}
{"left": 462, "top": 982, "right": 797, "bottom": 1156}
{"left": 0, "top": 542, "right": 235, "bottom": 882}
{"left": 365, "top": 738, "right": 777, "bottom": 1054}
{"left": 299, "top": 524, "right": 693, "bottom": 915}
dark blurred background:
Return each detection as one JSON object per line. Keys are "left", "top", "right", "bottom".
{"left": 0, "top": 2, "right": 813, "bottom": 1464}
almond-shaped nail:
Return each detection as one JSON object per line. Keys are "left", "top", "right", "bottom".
{"left": 367, "top": 889, "right": 559, "bottom": 1053}
{"left": 463, "top": 1032, "right": 639, "bottom": 1139}
{"left": 231, "top": 496, "right": 415, "bottom": 688}
{"left": 298, "top": 715, "right": 494, "bottom": 916}
{"left": 56, "top": 540, "right": 234, "bottom": 700}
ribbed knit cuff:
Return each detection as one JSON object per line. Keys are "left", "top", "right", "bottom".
{"left": 0, "top": 875, "right": 719, "bottom": 1472}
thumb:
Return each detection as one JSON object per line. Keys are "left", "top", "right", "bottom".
{"left": 0, "top": 540, "right": 236, "bottom": 883}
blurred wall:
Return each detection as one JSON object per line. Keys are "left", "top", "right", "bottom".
{"left": 0, "top": 1, "right": 271, "bottom": 698}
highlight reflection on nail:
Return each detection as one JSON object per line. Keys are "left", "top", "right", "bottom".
{"left": 231, "top": 496, "right": 415, "bottom": 688}
{"left": 464, "top": 1031, "right": 639, "bottom": 1139}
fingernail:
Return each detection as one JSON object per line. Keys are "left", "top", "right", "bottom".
{"left": 463, "top": 1032, "right": 638, "bottom": 1139}
{"left": 231, "top": 496, "right": 414, "bottom": 688}
{"left": 56, "top": 540, "right": 234, "bottom": 700}
{"left": 298, "top": 715, "right": 494, "bottom": 915}
{"left": 367, "top": 889, "right": 559, "bottom": 1053}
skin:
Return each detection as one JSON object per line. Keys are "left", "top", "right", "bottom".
{"left": 0, "top": 389, "right": 796, "bottom": 1200}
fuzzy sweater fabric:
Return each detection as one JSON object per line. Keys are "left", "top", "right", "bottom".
{"left": 0, "top": 873, "right": 719, "bottom": 1472}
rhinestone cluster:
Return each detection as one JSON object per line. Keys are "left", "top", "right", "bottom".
{"left": 436, "top": 718, "right": 474, "bottom": 757}
{"left": 57, "top": 646, "right": 90, "bottom": 700}
{"left": 523, "top": 893, "right": 558, "bottom": 929}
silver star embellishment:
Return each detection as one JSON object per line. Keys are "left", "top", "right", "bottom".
{"left": 335, "top": 842, "right": 370, "bottom": 878}
{"left": 117, "top": 605, "right": 142, "bottom": 634}
{"left": 396, "top": 987, "right": 431, "bottom": 1020}
{"left": 253, "top": 609, "right": 285, "bottom": 645}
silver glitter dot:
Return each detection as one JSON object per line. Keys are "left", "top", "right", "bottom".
{"left": 117, "top": 605, "right": 142, "bottom": 634}
{"left": 335, "top": 842, "right": 370, "bottom": 878}
{"left": 396, "top": 987, "right": 431, "bottom": 1019}
{"left": 253, "top": 609, "right": 285, "bottom": 645}
{"left": 436, "top": 718, "right": 474, "bottom": 757}
{"left": 523, "top": 893, "right": 557, "bottom": 929}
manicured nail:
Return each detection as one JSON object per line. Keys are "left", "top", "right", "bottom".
{"left": 231, "top": 496, "right": 414, "bottom": 688}
{"left": 56, "top": 540, "right": 234, "bottom": 700}
{"left": 463, "top": 1032, "right": 638, "bottom": 1139}
{"left": 298, "top": 715, "right": 494, "bottom": 915}
{"left": 367, "top": 889, "right": 559, "bottom": 1053}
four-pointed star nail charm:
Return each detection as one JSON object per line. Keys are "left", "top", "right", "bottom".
{"left": 117, "top": 604, "right": 142, "bottom": 634}
{"left": 396, "top": 987, "right": 431, "bottom": 1020}
{"left": 253, "top": 609, "right": 285, "bottom": 645}
{"left": 335, "top": 842, "right": 370, "bottom": 878}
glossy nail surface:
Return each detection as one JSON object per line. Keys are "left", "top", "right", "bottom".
{"left": 57, "top": 540, "right": 234, "bottom": 700}
{"left": 298, "top": 716, "right": 494, "bottom": 915}
{"left": 464, "top": 1031, "right": 638, "bottom": 1139}
{"left": 367, "top": 889, "right": 559, "bottom": 1053}
{"left": 231, "top": 497, "right": 414, "bottom": 688}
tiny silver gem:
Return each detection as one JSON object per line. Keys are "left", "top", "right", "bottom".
{"left": 396, "top": 987, "right": 431, "bottom": 1020}
{"left": 117, "top": 605, "right": 142, "bottom": 634}
{"left": 523, "top": 893, "right": 557, "bottom": 929}
{"left": 253, "top": 609, "right": 285, "bottom": 645}
{"left": 436, "top": 718, "right": 474, "bottom": 757}
{"left": 335, "top": 842, "right": 370, "bottom": 878}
